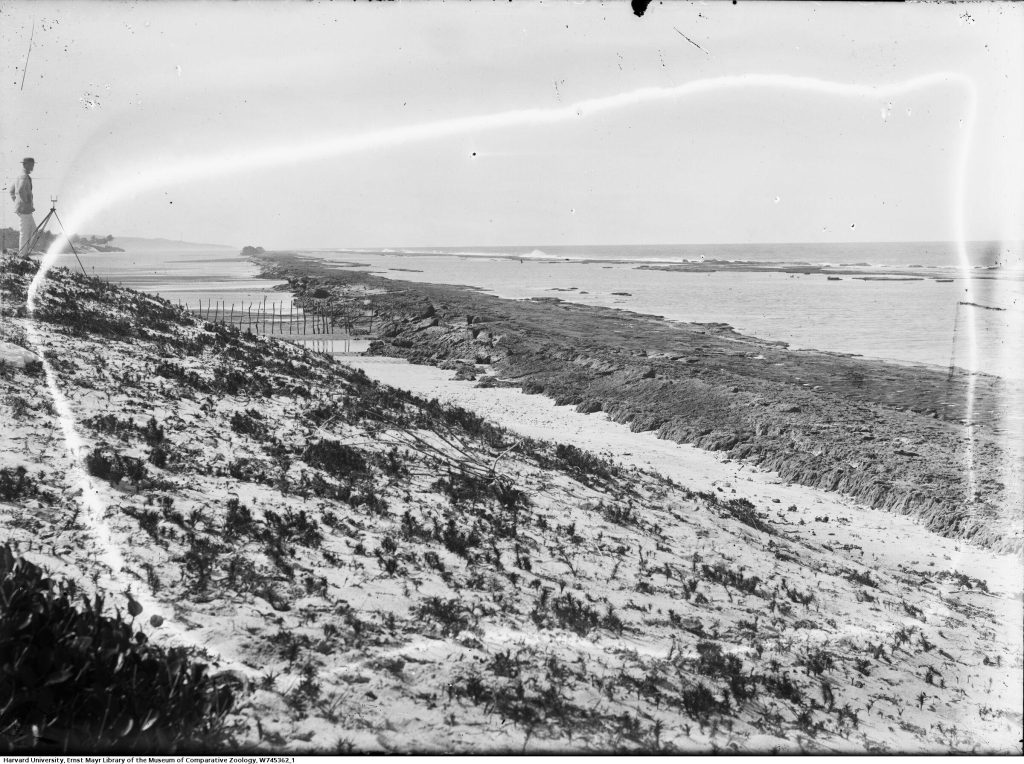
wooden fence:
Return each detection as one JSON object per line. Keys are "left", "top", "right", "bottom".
{"left": 179, "top": 297, "right": 372, "bottom": 355}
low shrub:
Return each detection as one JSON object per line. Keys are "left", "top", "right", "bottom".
{"left": 602, "top": 503, "right": 638, "bottom": 527}
{"left": 262, "top": 508, "right": 322, "bottom": 548}
{"left": 0, "top": 467, "right": 51, "bottom": 503}
{"left": 223, "top": 498, "right": 255, "bottom": 541}
{"left": 0, "top": 543, "right": 236, "bottom": 753}
{"left": 553, "top": 443, "right": 615, "bottom": 483}
{"left": 721, "top": 497, "right": 774, "bottom": 535}
{"left": 179, "top": 534, "right": 225, "bottom": 592}
{"left": 229, "top": 410, "right": 268, "bottom": 440}
{"left": 681, "top": 682, "right": 722, "bottom": 722}
{"left": 153, "top": 362, "right": 208, "bottom": 392}
{"left": 85, "top": 449, "right": 148, "bottom": 487}
{"left": 700, "top": 562, "right": 762, "bottom": 596}
{"left": 845, "top": 569, "right": 877, "bottom": 589}
{"left": 415, "top": 597, "right": 473, "bottom": 637}
{"left": 439, "top": 406, "right": 505, "bottom": 448}
{"left": 83, "top": 416, "right": 164, "bottom": 447}
{"left": 693, "top": 641, "right": 752, "bottom": 701}
{"left": 798, "top": 646, "right": 835, "bottom": 676}
{"left": 226, "top": 458, "right": 273, "bottom": 486}
{"left": 934, "top": 569, "right": 989, "bottom": 593}
{"left": 432, "top": 470, "right": 491, "bottom": 507}
{"left": 147, "top": 445, "right": 170, "bottom": 469}
{"left": 434, "top": 517, "right": 482, "bottom": 558}
{"left": 530, "top": 590, "right": 620, "bottom": 637}
{"left": 302, "top": 440, "right": 368, "bottom": 479}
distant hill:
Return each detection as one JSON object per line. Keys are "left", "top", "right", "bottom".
{"left": 110, "top": 236, "right": 235, "bottom": 251}
{"left": 1, "top": 228, "right": 123, "bottom": 253}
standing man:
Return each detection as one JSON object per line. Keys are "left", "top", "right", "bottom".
{"left": 9, "top": 157, "right": 35, "bottom": 256}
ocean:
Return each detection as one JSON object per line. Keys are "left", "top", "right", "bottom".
{"left": 366, "top": 240, "right": 1023, "bottom": 270}
{"left": 303, "top": 241, "right": 1024, "bottom": 382}
{"left": 49, "top": 240, "right": 1023, "bottom": 380}
{"left": 45, "top": 239, "right": 1024, "bottom": 455}
{"left": 50, "top": 245, "right": 297, "bottom": 313}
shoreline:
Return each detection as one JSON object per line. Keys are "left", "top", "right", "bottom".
{"left": 2, "top": 254, "right": 1021, "bottom": 752}
{"left": 254, "top": 250, "right": 1023, "bottom": 554}
{"left": 295, "top": 249, "right": 1024, "bottom": 380}
{"left": 297, "top": 241, "right": 1023, "bottom": 278}
{"left": 341, "top": 354, "right": 1021, "bottom": 594}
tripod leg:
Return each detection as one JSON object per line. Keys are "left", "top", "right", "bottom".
{"left": 22, "top": 210, "right": 53, "bottom": 256}
{"left": 50, "top": 209, "right": 88, "bottom": 276}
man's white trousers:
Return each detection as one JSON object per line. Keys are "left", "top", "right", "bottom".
{"left": 18, "top": 213, "right": 36, "bottom": 255}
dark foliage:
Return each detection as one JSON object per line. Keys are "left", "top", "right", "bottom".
{"left": 0, "top": 543, "right": 236, "bottom": 753}
{"left": 681, "top": 682, "right": 722, "bottom": 721}
{"left": 700, "top": 562, "right": 762, "bottom": 596}
{"left": 223, "top": 498, "right": 255, "bottom": 542}
{"left": 262, "top": 508, "right": 322, "bottom": 548}
{"left": 438, "top": 406, "right": 506, "bottom": 449}
{"left": 845, "top": 569, "right": 877, "bottom": 589}
{"left": 431, "top": 471, "right": 528, "bottom": 541}
{"left": 226, "top": 458, "right": 274, "bottom": 486}
{"left": 229, "top": 410, "right": 268, "bottom": 440}
{"left": 414, "top": 597, "right": 473, "bottom": 637}
{"left": 553, "top": 443, "right": 616, "bottom": 483}
{"left": 0, "top": 467, "right": 53, "bottom": 504}
{"left": 302, "top": 440, "right": 368, "bottom": 480}
{"left": 434, "top": 517, "right": 483, "bottom": 559}
{"left": 720, "top": 497, "right": 774, "bottom": 535}
{"left": 693, "top": 641, "right": 753, "bottom": 701}
{"left": 84, "top": 449, "right": 148, "bottom": 487}
{"left": 530, "top": 590, "right": 620, "bottom": 637}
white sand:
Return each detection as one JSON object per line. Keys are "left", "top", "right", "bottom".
{"left": 3, "top": 259, "right": 1021, "bottom": 752}
{"left": 341, "top": 356, "right": 1024, "bottom": 599}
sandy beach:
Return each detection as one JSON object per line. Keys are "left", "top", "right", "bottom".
{"left": 5, "top": 0, "right": 1024, "bottom": 754}
{"left": 341, "top": 356, "right": 1021, "bottom": 595}
{"left": 2, "top": 254, "right": 1021, "bottom": 753}
{"left": 255, "top": 250, "right": 1024, "bottom": 554}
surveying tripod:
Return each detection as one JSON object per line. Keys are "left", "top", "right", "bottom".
{"left": 21, "top": 196, "right": 87, "bottom": 275}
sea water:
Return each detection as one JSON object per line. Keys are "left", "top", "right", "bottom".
{"left": 49, "top": 246, "right": 296, "bottom": 313}
{"left": 306, "top": 241, "right": 1024, "bottom": 381}
{"left": 44, "top": 239, "right": 1024, "bottom": 455}
{"left": 49, "top": 240, "right": 1023, "bottom": 379}
{"left": 312, "top": 241, "right": 1023, "bottom": 459}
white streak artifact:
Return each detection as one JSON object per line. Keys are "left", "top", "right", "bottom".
{"left": 24, "top": 71, "right": 986, "bottom": 640}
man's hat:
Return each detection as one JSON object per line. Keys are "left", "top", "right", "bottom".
{"left": 22, "top": 157, "right": 34, "bottom": 164}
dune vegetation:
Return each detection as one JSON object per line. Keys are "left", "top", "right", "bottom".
{"left": 1, "top": 254, "right": 1020, "bottom": 753}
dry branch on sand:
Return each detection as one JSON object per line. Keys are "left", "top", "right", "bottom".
{"left": 0, "top": 255, "right": 1021, "bottom": 754}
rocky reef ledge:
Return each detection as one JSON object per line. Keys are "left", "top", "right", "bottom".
{"left": 255, "top": 251, "right": 1021, "bottom": 554}
{"left": 3, "top": 253, "right": 1021, "bottom": 752}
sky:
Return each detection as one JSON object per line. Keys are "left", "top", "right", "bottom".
{"left": 1, "top": 0, "right": 1022, "bottom": 250}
